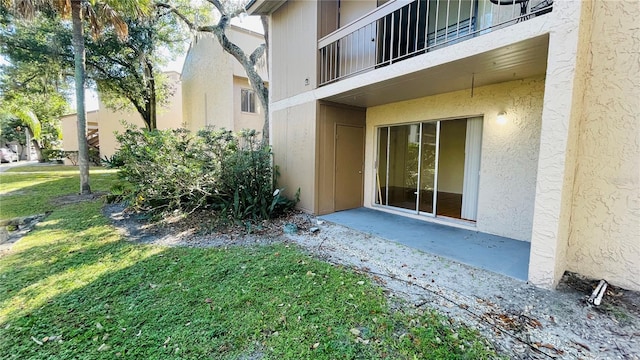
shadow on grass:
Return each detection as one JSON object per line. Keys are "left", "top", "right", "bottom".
{"left": 0, "top": 174, "right": 119, "bottom": 219}
{"left": 0, "top": 197, "right": 501, "bottom": 359}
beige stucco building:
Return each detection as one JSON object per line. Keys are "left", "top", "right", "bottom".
{"left": 181, "top": 25, "right": 268, "bottom": 134}
{"left": 61, "top": 71, "right": 184, "bottom": 160}
{"left": 62, "top": 26, "right": 270, "bottom": 159}
{"left": 248, "top": 0, "right": 639, "bottom": 291}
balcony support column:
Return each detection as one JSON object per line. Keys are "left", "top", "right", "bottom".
{"left": 528, "top": 0, "right": 592, "bottom": 289}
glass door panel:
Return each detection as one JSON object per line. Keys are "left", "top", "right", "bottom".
{"left": 387, "top": 124, "right": 420, "bottom": 211}
{"left": 418, "top": 122, "right": 438, "bottom": 214}
{"left": 375, "top": 127, "right": 389, "bottom": 205}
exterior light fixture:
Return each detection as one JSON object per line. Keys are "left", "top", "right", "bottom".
{"left": 496, "top": 111, "right": 507, "bottom": 125}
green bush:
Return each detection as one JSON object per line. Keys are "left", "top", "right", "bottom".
{"left": 113, "top": 127, "right": 298, "bottom": 222}
{"left": 40, "top": 149, "right": 101, "bottom": 166}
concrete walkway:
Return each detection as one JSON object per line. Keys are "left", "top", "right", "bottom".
{"left": 0, "top": 160, "right": 39, "bottom": 173}
{"left": 319, "top": 207, "right": 530, "bottom": 280}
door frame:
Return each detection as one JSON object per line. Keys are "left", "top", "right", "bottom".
{"left": 334, "top": 123, "right": 366, "bottom": 211}
{"left": 373, "top": 115, "right": 483, "bottom": 222}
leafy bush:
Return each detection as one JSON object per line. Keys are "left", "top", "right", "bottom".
{"left": 101, "top": 153, "right": 125, "bottom": 168}
{"left": 41, "top": 149, "right": 65, "bottom": 162}
{"left": 113, "top": 127, "right": 298, "bottom": 222}
{"left": 40, "top": 149, "right": 101, "bottom": 165}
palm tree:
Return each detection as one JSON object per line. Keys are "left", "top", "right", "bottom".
{"left": 4, "top": 0, "right": 149, "bottom": 194}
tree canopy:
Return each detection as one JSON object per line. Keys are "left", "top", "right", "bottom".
{"left": 0, "top": 7, "right": 186, "bottom": 131}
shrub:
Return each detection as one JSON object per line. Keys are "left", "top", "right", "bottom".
{"left": 40, "top": 149, "right": 101, "bottom": 166}
{"left": 113, "top": 127, "right": 298, "bottom": 222}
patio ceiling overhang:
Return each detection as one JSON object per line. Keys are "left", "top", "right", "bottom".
{"left": 320, "top": 35, "right": 550, "bottom": 108}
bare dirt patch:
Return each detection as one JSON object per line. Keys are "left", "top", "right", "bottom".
{"left": 52, "top": 192, "right": 108, "bottom": 206}
{"left": 103, "top": 204, "right": 640, "bottom": 360}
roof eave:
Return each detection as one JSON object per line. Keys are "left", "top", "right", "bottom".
{"left": 245, "top": 0, "right": 286, "bottom": 15}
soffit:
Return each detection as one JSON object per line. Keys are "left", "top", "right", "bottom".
{"left": 322, "top": 35, "right": 549, "bottom": 108}
{"left": 245, "top": 0, "right": 287, "bottom": 15}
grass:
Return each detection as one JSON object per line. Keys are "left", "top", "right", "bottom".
{"left": 0, "top": 165, "right": 501, "bottom": 359}
{"left": 0, "top": 165, "right": 119, "bottom": 220}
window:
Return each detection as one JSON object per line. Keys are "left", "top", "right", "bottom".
{"left": 241, "top": 89, "right": 256, "bottom": 113}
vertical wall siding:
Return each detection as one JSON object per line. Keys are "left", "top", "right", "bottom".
{"left": 271, "top": 1, "right": 318, "bottom": 102}
{"left": 272, "top": 102, "right": 318, "bottom": 213}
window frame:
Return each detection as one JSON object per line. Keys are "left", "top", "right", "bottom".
{"left": 241, "top": 88, "right": 257, "bottom": 113}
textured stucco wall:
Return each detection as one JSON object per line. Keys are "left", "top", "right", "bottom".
{"left": 271, "top": 101, "right": 318, "bottom": 213}
{"left": 60, "top": 111, "right": 99, "bottom": 152}
{"left": 566, "top": 0, "right": 640, "bottom": 291}
{"left": 232, "top": 76, "right": 264, "bottom": 134}
{"left": 96, "top": 104, "right": 146, "bottom": 159}
{"left": 61, "top": 73, "right": 182, "bottom": 159}
{"left": 365, "top": 77, "right": 545, "bottom": 241}
{"left": 97, "top": 73, "right": 183, "bottom": 159}
{"left": 527, "top": 0, "right": 586, "bottom": 289}
{"left": 227, "top": 27, "right": 268, "bottom": 80}
{"left": 157, "top": 72, "right": 183, "bottom": 130}
{"left": 182, "top": 27, "right": 266, "bottom": 133}
{"left": 181, "top": 35, "right": 233, "bottom": 132}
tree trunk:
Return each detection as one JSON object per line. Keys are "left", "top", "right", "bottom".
{"left": 71, "top": 0, "right": 91, "bottom": 194}
{"left": 145, "top": 60, "right": 157, "bottom": 130}
{"left": 212, "top": 24, "right": 269, "bottom": 143}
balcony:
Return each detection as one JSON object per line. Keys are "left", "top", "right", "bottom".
{"left": 318, "top": 0, "right": 553, "bottom": 86}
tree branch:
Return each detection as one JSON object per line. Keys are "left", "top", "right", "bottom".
{"left": 249, "top": 44, "right": 265, "bottom": 66}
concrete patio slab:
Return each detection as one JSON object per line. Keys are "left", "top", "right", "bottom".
{"left": 319, "top": 207, "right": 530, "bottom": 280}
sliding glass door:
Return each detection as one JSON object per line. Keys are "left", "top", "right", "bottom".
{"left": 375, "top": 122, "right": 439, "bottom": 215}
{"left": 418, "top": 122, "right": 438, "bottom": 214}
{"left": 375, "top": 118, "right": 481, "bottom": 221}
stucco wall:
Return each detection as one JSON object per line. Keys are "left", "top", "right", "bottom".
{"left": 366, "top": 77, "right": 545, "bottom": 241}
{"left": 527, "top": 0, "right": 587, "bottom": 289}
{"left": 227, "top": 27, "right": 268, "bottom": 80}
{"left": 182, "top": 27, "right": 267, "bottom": 133}
{"left": 61, "top": 73, "right": 183, "bottom": 159}
{"left": 98, "top": 72, "right": 183, "bottom": 159}
{"left": 181, "top": 35, "right": 234, "bottom": 132}
{"left": 96, "top": 106, "right": 146, "bottom": 159}
{"left": 232, "top": 76, "right": 265, "bottom": 134}
{"left": 157, "top": 72, "right": 184, "bottom": 129}
{"left": 271, "top": 0, "right": 317, "bottom": 102}
{"left": 565, "top": 0, "right": 640, "bottom": 291}
{"left": 60, "top": 111, "right": 99, "bottom": 152}
{"left": 271, "top": 101, "right": 318, "bottom": 213}
{"left": 339, "top": 0, "right": 376, "bottom": 25}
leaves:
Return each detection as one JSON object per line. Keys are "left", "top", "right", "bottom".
{"left": 113, "top": 127, "right": 298, "bottom": 222}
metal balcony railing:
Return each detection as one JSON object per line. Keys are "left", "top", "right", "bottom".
{"left": 318, "top": 0, "right": 553, "bottom": 86}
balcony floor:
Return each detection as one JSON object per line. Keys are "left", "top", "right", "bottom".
{"left": 319, "top": 207, "right": 530, "bottom": 280}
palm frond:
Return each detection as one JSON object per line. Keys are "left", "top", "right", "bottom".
{"left": 14, "top": 108, "right": 42, "bottom": 140}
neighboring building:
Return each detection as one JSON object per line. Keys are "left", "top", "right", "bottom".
{"left": 247, "top": 0, "right": 639, "bottom": 291}
{"left": 181, "top": 25, "right": 269, "bottom": 134}
{"left": 62, "top": 26, "right": 269, "bottom": 159}
{"left": 61, "top": 71, "right": 184, "bottom": 160}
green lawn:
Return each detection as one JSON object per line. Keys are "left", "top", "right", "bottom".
{"left": 0, "top": 165, "right": 500, "bottom": 359}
